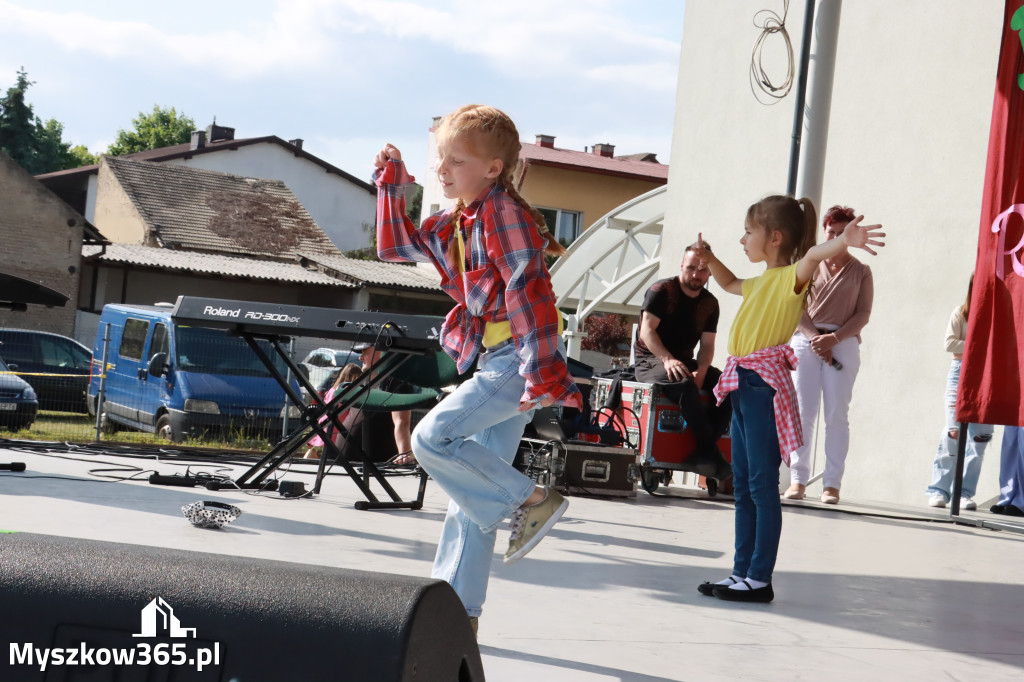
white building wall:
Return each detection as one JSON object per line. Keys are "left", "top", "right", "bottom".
{"left": 665, "top": 0, "right": 1005, "bottom": 507}
{"left": 163, "top": 143, "right": 376, "bottom": 253}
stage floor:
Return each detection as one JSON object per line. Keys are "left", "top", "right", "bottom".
{"left": 1, "top": 440, "right": 1022, "bottom": 682}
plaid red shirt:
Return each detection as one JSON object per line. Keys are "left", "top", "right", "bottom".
{"left": 375, "top": 160, "right": 582, "bottom": 409}
{"left": 713, "top": 344, "right": 802, "bottom": 466}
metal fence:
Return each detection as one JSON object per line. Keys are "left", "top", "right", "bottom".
{"left": 0, "top": 321, "right": 368, "bottom": 452}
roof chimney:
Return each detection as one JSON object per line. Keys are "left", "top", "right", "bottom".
{"left": 535, "top": 134, "right": 555, "bottom": 148}
{"left": 206, "top": 123, "right": 235, "bottom": 143}
{"left": 289, "top": 138, "right": 304, "bottom": 150}
{"left": 190, "top": 130, "right": 206, "bottom": 150}
{"left": 593, "top": 143, "right": 615, "bottom": 158}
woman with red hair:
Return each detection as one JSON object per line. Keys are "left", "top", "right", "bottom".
{"left": 784, "top": 205, "right": 875, "bottom": 505}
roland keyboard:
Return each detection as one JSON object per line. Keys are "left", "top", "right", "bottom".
{"left": 171, "top": 296, "right": 443, "bottom": 352}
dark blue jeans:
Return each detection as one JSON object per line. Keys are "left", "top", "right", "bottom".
{"left": 730, "top": 367, "right": 783, "bottom": 583}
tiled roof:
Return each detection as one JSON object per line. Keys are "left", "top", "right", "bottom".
{"left": 36, "top": 135, "right": 375, "bottom": 194}
{"left": 302, "top": 253, "right": 442, "bottom": 290}
{"left": 82, "top": 244, "right": 356, "bottom": 287}
{"left": 519, "top": 144, "right": 669, "bottom": 181}
{"left": 104, "top": 156, "right": 342, "bottom": 259}
{"left": 82, "top": 244, "right": 443, "bottom": 292}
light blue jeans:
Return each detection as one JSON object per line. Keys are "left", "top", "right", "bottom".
{"left": 729, "top": 367, "right": 783, "bottom": 584}
{"left": 412, "top": 342, "right": 538, "bottom": 617}
{"left": 927, "top": 358, "right": 993, "bottom": 500}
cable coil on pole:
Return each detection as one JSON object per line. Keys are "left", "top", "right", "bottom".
{"left": 750, "top": 0, "right": 795, "bottom": 105}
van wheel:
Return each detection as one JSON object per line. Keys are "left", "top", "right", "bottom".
{"left": 100, "top": 413, "right": 119, "bottom": 435}
{"left": 156, "top": 414, "right": 182, "bottom": 443}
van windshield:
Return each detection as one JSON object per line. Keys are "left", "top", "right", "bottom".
{"left": 174, "top": 326, "right": 290, "bottom": 378}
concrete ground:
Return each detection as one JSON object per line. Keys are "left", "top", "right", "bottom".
{"left": 1, "top": 440, "right": 1022, "bottom": 682}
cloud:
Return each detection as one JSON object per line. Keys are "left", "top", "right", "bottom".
{"left": 0, "top": 0, "right": 337, "bottom": 78}
{"left": 330, "top": 0, "right": 681, "bottom": 91}
{"left": 0, "top": 0, "right": 680, "bottom": 91}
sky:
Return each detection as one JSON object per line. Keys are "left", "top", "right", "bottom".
{"left": 0, "top": 0, "right": 686, "bottom": 183}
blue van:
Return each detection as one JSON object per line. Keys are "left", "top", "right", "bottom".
{"left": 87, "top": 304, "right": 299, "bottom": 442}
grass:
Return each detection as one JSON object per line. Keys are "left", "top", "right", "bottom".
{"left": 0, "top": 410, "right": 275, "bottom": 453}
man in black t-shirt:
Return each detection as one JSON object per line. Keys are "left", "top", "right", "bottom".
{"left": 634, "top": 242, "right": 731, "bottom": 477}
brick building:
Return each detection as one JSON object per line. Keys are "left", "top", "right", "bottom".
{"left": 0, "top": 151, "right": 105, "bottom": 335}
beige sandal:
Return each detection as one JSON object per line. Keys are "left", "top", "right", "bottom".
{"left": 391, "top": 451, "right": 418, "bottom": 467}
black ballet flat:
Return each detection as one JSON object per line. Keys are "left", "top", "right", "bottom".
{"left": 698, "top": 576, "right": 738, "bottom": 596}
{"left": 713, "top": 580, "right": 774, "bottom": 603}
{"left": 1004, "top": 504, "right": 1024, "bottom": 517}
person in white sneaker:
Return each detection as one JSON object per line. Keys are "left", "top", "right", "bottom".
{"left": 374, "top": 105, "right": 580, "bottom": 628}
{"left": 926, "top": 275, "right": 993, "bottom": 510}
{"left": 785, "top": 206, "right": 875, "bottom": 505}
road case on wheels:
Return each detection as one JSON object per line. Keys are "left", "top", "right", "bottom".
{"left": 591, "top": 377, "right": 732, "bottom": 496}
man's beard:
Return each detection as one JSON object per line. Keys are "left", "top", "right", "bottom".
{"left": 682, "top": 278, "right": 704, "bottom": 292}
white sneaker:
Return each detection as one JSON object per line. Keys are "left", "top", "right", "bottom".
{"left": 960, "top": 497, "right": 977, "bottom": 511}
{"left": 928, "top": 493, "right": 947, "bottom": 508}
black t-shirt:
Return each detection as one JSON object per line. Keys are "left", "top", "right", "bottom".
{"left": 634, "top": 277, "right": 719, "bottom": 365}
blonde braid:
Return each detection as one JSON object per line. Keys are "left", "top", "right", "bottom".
{"left": 446, "top": 198, "right": 467, "bottom": 265}
{"left": 502, "top": 167, "right": 567, "bottom": 258}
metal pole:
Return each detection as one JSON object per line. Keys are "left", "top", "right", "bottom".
{"left": 786, "top": 0, "right": 816, "bottom": 196}
{"left": 949, "top": 421, "right": 968, "bottom": 517}
{"left": 795, "top": 0, "right": 843, "bottom": 212}
{"left": 282, "top": 337, "right": 295, "bottom": 438}
{"left": 93, "top": 323, "right": 111, "bottom": 441}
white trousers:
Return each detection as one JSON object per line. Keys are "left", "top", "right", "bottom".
{"left": 789, "top": 331, "right": 862, "bottom": 489}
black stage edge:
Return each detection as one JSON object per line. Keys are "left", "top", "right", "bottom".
{"left": 0, "top": 533, "right": 484, "bottom": 682}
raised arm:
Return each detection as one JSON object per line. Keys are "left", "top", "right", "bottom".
{"left": 693, "top": 232, "right": 743, "bottom": 295}
{"left": 374, "top": 144, "right": 432, "bottom": 263}
{"left": 796, "top": 216, "right": 885, "bottom": 289}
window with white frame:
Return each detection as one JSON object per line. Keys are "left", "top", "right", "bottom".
{"left": 536, "top": 207, "right": 582, "bottom": 246}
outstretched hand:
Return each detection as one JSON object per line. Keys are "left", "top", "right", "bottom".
{"left": 373, "top": 144, "right": 403, "bottom": 170}
{"left": 841, "top": 216, "right": 886, "bottom": 255}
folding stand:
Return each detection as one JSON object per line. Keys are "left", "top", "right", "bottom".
{"left": 233, "top": 333, "right": 436, "bottom": 510}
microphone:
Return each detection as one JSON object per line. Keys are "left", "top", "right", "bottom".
{"left": 0, "top": 462, "right": 27, "bottom": 472}
{"left": 831, "top": 357, "right": 843, "bottom": 370}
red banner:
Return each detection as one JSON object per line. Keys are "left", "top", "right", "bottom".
{"left": 958, "top": 1, "right": 1024, "bottom": 426}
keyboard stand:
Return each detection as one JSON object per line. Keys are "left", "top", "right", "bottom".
{"left": 232, "top": 332, "right": 431, "bottom": 511}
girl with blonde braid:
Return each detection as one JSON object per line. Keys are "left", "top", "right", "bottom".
{"left": 374, "top": 104, "right": 581, "bottom": 633}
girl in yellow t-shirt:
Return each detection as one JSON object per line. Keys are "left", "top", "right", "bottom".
{"left": 693, "top": 195, "right": 884, "bottom": 603}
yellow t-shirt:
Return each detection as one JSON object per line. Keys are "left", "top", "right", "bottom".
{"left": 728, "top": 263, "right": 808, "bottom": 357}
{"left": 455, "top": 227, "right": 562, "bottom": 348}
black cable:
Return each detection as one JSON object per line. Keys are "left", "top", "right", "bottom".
{"left": 750, "top": 0, "right": 795, "bottom": 105}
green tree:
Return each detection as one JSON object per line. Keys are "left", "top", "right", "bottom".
{"left": 405, "top": 182, "right": 423, "bottom": 227}
{"left": 107, "top": 105, "right": 195, "bottom": 155}
{"left": 0, "top": 68, "right": 98, "bottom": 173}
{"left": 0, "top": 68, "right": 41, "bottom": 170}
{"left": 68, "top": 144, "right": 99, "bottom": 167}
{"left": 34, "top": 117, "right": 75, "bottom": 171}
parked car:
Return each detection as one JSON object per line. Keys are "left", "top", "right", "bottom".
{"left": 300, "top": 347, "right": 361, "bottom": 394}
{"left": 0, "top": 355, "right": 38, "bottom": 431}
{"left": 87, "top": 304, "right": 300, "bottom": 442}
{"left": 0, "top": 328, "right": 92, "bottom": 413}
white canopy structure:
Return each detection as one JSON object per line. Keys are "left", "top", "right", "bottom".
{"left": 549, "top": 185, "right": 667, "bottom": 358}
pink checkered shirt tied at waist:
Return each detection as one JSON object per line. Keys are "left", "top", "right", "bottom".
{"left": 713, "top": 344, "right": 802, "bottom": 466}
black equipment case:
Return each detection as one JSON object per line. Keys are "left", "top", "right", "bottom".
{"left": 516, "top": 438, "right": 640, "bottom": 497}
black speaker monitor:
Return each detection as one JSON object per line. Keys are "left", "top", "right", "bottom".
{"left": 0, "top": 533, "right": 483, "bottom": 681}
